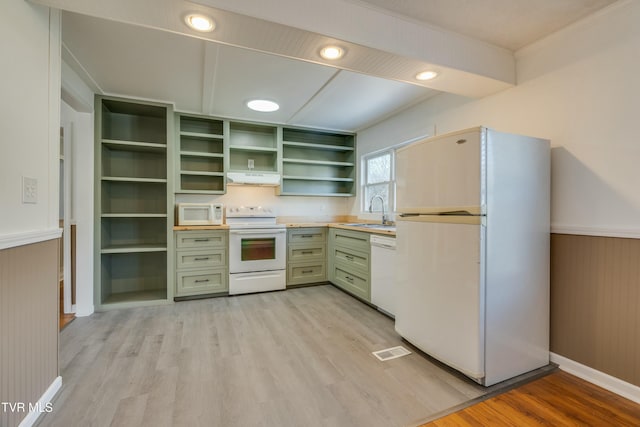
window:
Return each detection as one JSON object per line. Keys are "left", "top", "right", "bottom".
{"left": 362, "top": 149, "right": 395, "bottom": 213}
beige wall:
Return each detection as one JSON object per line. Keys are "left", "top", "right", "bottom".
{"left": 551, "top": 234, "right": 640, "bottom": 387}
{"left": 0, "top": 240, "right": 59, "bottom": 427}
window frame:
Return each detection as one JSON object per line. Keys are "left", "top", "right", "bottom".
{"left": 361, "top": 148, "right": 396, "bottom": 213}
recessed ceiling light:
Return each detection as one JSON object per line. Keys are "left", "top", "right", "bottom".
{"left": 416, "top": 70, "right": 439, "bottom": 81}
{"left": 184, "top": 14, "right": 215, "bottom": 32}
{"left": 320, "top": 46, "right": 345, "bottom": 60}
{"left": 247, "top": 99, "right": 280, "bottom": 112}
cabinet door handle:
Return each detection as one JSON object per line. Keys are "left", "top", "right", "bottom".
{"left": 301, "top": 235, "right": 313, "bottom": 238}
{"left": 345, "top": 276, "right": 354, "bottom": 282}
{"left": 195, "top": 279, "right": 210, "bottom": 283}
{"left": 194, "top": 238, "right": 210, "bottom": 242}
{"left": 301, "top": 251, "right": 313, "bottom": 254}
{"left": 345, "top": 255, "right": 354, "bottom": 261}
{"left": 194, "top": 257, "right": 210, "bottom": 261}
{"left": 302, "top": 270, "right": 314, "bottom": 274}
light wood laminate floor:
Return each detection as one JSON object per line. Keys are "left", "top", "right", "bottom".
{"left": 39, "top": 285, "right": 500, "bottom": 427}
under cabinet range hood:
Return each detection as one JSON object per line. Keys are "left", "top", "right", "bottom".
{"left": 226, "top": 172, "right": 281, "bottom": 186}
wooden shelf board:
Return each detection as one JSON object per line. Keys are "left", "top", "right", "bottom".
{"left": 283, "top": 175, "right": 354, "bottom": 182}
{"left": 180, "top": 151, "right": 224, "bottom": 158}
{"left": 179, "top": 171, "right": 225, "bottom": 177}
{"left": 102, "top": 139, "right": 166, "bottom": 152}
{"left": 102, "top": 176, "right": 167, "bottom": 183}
{"left": 179, "top": 131, "right": 223, "bottom": 139}
{"left": 279, "top": 192, "right": 354, "bottom": 197}
{"left": 283, "top": 141, "right": 354, "bottom": 151}
{"left": 282, "top": 158, "right": 354, "bottom": 167}
{"left": 229, "top": 145, "right": 277, "bottom": 152}
{"left": 176, "top": 190, "right": 226, "bottom": 195}
{"left": 101, "top": 289, "right": 168, "bottom": 306}
{"left": 101, "top": 213, "right": 168, "bottom": 218}
{"left": 101, "top": 244, "right": 167, "bottom": 254}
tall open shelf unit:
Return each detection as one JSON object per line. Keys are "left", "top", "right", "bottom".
{"left": 176, "top": 113, "right": 226, "bottom": 193}
{"left": 279, "top": 127, "right": 355, "bottom": 196}
{"left": 95, "top": 96, "right": 174, "bottom": 310}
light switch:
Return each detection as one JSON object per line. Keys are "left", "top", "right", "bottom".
{"left": 22, "top": 176, "right": 37, "bottom": 204}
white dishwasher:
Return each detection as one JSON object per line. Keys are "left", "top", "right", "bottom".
{"left": 370, "top": 234, "right": 397, "bottom": 317}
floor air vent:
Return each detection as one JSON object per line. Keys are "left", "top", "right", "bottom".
{"left": 372, "top": 346, "right": 411, "bottom": 361}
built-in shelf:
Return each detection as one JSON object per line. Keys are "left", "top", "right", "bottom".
{"left": 176, "top": 113, "right": 226, "bottom": 194}
{"left": 280, "top": 127, "right": 355, "bottom": 197}
{"left": 96, "top": 96, "right": 172, "bottom": 310}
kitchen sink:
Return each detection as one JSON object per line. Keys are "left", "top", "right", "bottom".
{"left": 341, "top": 223, "right": 396, "bottom": 231}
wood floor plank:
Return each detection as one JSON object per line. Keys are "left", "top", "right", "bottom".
{"left": 421, "top": 371, "right": 640, "bottom": 427}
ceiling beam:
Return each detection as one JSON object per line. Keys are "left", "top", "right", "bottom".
{"left": 31, "top": 0, "right": 515, "bottom": 98}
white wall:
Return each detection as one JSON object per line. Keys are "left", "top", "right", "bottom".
{"left": 0, "top": 2, "right": 60, "bottom": 242}
{"left": 176, "top": 187, "right": 352, "bottom": 219}
{"left": 354, "top": 0, "right": 640, "bottom": 236}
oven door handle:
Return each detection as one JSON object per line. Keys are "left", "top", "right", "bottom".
{"left": 229, "top": 229, "right": 287, "bottom": 235}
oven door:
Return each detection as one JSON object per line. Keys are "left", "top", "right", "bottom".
{"left": 229, "top": 228, "right": 286, "bottom": 273}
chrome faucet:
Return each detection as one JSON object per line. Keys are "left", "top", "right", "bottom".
{"left": 369, "top": 194, "right": 388, "bottom": 225}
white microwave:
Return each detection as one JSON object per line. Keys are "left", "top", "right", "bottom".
{"left": 177, "top": 203, "right": 223, "bottom": 226}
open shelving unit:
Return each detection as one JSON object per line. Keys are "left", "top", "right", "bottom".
{"left": 95, "top": 96, "right": 173, "bottom": 310}
{"left": 279, "top": 127, "right": 356, "bottom": 196}
{"left": 227, "top": 121, "right": 279, "bottom": 173}
{"left": 176, "top": 114, "right": 226, "bottom": 194}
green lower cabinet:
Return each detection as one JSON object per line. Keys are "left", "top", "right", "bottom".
{"left": 286, "top": 227, "right": 327, "bottom": 287}
{"left": 332, "top": 263, "right": 370, "bottom": 301}
{"left": 175, "top": 230, "right": 228, "bottom": 297}
{"left": 328, "top": 228, "right": 371, "bottom": 302}
{"left": 176, "top": 269, "right": 227, "bottom": 296}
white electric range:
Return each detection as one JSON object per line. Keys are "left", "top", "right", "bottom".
{"left": 226, "top": 206, "right": 287, "bottom": 295}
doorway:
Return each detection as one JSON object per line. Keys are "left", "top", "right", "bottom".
{"left": 60, "top": 124, "right": 76, "bottom": 329}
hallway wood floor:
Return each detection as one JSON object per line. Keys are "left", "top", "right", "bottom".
{"left": 422, "top": 370, "right": 640, "bottom": 426}
{"left": 40, "top": 285, "right": 497, "bottom": 427}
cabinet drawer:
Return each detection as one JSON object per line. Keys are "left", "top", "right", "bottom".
{"left": 288, "top": 227, "right": 327, "bottom": 244}
{"left": 330, "top": 228, "right": 369, "bottom": 253}
{"left": 176, "top": 230, "right": 226, "bottom": 249}
{"left": 333, "top": 265, "right": 369, "bottom": 301}
{"left": 176, "top": 249, "right": 226, "bottom": 270}
{"left": 287, "top": 261, "right": 326, "bottom": 286}
{"left": 288, "top": 243, "right": 325, "bottom": 262}
{"left": 176, "top": 268, "right": 228, "bottom": 296}
{"left": 333, "top": 247, "right": 369, "bottom": 273}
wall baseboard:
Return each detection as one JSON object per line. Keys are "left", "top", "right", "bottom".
{"left": 75, "top": 305, "right": 94, "bottom": 317}
{"left": 551, "top": 224, "right": 640, "bottom": 239}
{"left": 17, "top": 376, "right": 61, "bottom": 427}
{"left": 550, "top": 353, "right": 640, "bottom": 404}
{"left": 0, "top": 228, "right": 62, "bottom": 251}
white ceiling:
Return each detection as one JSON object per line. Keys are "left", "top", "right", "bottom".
{"left": 55, "top": 0, "right": 619, "bottom": 132}
{"left": 352, "top": 0, "right": 618, "bottom": 51}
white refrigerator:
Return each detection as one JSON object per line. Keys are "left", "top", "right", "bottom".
{"left": 394, "top": 127, "right": 550, "bottom": 386}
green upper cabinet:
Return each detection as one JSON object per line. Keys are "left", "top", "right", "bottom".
{"left": 176, "top": 113, "right": 226, "bottom": 194}
{"left": 227, "top": 121, "right": 279, "bottom": 173}
{"left": 279, "top": 127, "right": 355, "bottom": 197}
